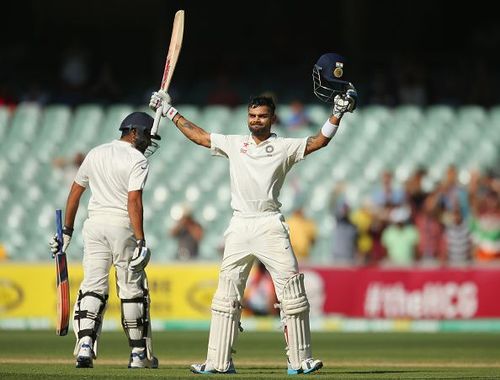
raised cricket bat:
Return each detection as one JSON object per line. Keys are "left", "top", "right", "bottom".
{"left": 55, "top": 209, "right": 70, "bottom": 336}
{"left": 151, "top": 9, "right": 185, "bottom": 137}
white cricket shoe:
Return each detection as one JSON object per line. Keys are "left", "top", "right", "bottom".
{"left": 190, "top": 359, "right": 236, "bottom": 374}
{"left": 127, "top": 348, "right": 159, "bottom": 369}
{"left": 287, "top": 358, "right": 323, "bottom": 375}
{"left": 75, "top": 339, "right": 94, "bottom": 368}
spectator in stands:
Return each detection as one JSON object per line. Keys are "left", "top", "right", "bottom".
{"left": 242, "top": 260, "right": 278, "bottom": 316}
{"left": 283, "top": 100, "right": 313, "bottom": 130}
{"left": 350, "top": 197, "right": 376, "bottom": 265}
{"left": 370, "top": 170, "right": 405, "bottom": 263}
{"left": 470, "top": 188, "right": 500, "bottom": 263}
{"left": 287, "top": 203, "right": 318, "bottom": 265}
{"left": 52, "top": 151, "right": 86, "bottom": 187}
{"left": 371, "top": 169, "right": 406, "bottom": 211}
{"left": 381, "top": 205, "right": 419, "bottom": 266}
{"left": 405, "top": 166, "right": 428, "bottom": 220}
{"left": 414, "top": 192, "right": 446, "bottom": 265}
{"left": 443, "top": 204, "right": 473, "bottom": 266}
{"left": 170, "top": 205, "right": 204, "bottom": 261}
{"left": 330, "top": 199, "right": 359, "bottom": 265}
{"left": 437, "top": 164, "right": 469, "bottom": 219}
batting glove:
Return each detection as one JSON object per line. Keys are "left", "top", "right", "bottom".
{"left": 49, "top": 226, "right": 73, "bottom": 257}
{"left": 129, "top": 239, "right": 151, "bottom": 273}
{"left": 149, "top": 90, "right": 178, "bottom": 120}
{"left": 332, "top": 85, "right": 358, "bottom": 119}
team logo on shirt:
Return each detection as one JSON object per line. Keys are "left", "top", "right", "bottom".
{"left": 265, "top": 145, "right": 274, "bottom": 155}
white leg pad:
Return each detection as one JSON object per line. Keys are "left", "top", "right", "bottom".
{"left": 72, "top": 291, "right": 108, "bottom": 358}
{"left": 281, "top": 273, "right": 312, "bottom": 370}
{"left": 206, "top": 275, "right": 242, "bottom": 372}
{"left": 121, "top": 276, "right": 155, "bottom": 360}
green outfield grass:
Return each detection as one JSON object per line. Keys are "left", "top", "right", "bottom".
{"left": 1, "top": 330, "right": 500, "bottom": 379}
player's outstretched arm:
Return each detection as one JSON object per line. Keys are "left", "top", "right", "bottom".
{"left": 305, "top": 115, "right": 340, "bottom": 156}
{"left": 171, "top": 113, "right": 211, "bottom": 148}
{"left": 149, "top": 91, "right": 211, "bottom": 148}
{"left": 305, "top": 87, "right": 357, "bottom": 156}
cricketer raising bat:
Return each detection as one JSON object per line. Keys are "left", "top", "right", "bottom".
{"left": 55, "top": 209, "right": 70, "bottom": 336}
{"left": 151, "top": 9, "right": 185, "bottom": 138}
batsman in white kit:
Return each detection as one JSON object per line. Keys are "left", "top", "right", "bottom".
{"left": 49, "top": 112, "right": 161, "bottom": 369}
{"left": 150, "top": 53, "right": 357, "bottom": 375}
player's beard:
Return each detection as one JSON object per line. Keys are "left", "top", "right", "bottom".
{"left": 248, "top": 123, "right": 271, "bottom": 137}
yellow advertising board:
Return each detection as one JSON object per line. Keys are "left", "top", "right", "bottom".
{"left": 0, "top": 263, "right": 220, "bottom": 325}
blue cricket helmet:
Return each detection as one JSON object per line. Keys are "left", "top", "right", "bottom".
{"left": 312, "top": 53, "right": 352, "bottom": 103}
{"left": 119, "top": 111, "right": 160, "bottom": 157}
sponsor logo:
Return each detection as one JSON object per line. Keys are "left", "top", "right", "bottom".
{"left": 187, "top": 279, "right": 218, "bottom": 314}
{"left": 240, "top": 142, "right": 249, "bottom": 154}
{"left": 364, "top": 281, "right": 478, "bottom": 319}
{"left": 265, "top": 145, "right": 274, "bottom": 155}
{"left": 0, "top": 279, "right": 24, "bottom": 312}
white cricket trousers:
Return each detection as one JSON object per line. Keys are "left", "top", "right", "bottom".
{"left": 80, "top": 218, "right": 145, "bottom": 299}
{"left": 219, "top": 213, "right": 299, "bottom": 301}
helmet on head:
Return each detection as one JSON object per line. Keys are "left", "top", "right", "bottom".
{"left": 312, "top": 53, "right": 352, "bottom": 104}
{"left": 119, "top": 112, "right": 160, "bottom": 157}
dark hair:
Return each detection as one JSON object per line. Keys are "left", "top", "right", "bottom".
{"left": 248, "top": 96, "right": 276, "bottom": 115}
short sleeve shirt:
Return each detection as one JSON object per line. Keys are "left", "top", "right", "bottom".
{"left": 75, "top": 140, "right": 149, "bottom": 218}
{"left": 210, "top": 133, "right": 307, "bottom": 214}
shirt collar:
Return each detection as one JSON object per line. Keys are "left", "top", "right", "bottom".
{"left": 247, "top": 133, "right": 277, "bottom": 146}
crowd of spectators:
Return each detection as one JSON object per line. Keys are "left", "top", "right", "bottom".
{"left": 319, "top": 165, "right": 500, "bottom": 267}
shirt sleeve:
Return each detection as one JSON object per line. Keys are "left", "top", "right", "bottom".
{"left": 285, "top": 137, "right": 308, "bottom": 164}
{"left": 74, "top": 151, "right": 90, "bottom": 188}
{"left": 129, "top": 159, "right": 149, "bottom": 191}
{"left": 210, "top": 133, "right": 230, "bottom": 158}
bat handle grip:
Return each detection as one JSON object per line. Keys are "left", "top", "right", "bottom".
{"left": 56, "top": 209, "right": 63, "bottom": 253}
{"left": 151, "top": 107, "right": 163, "bottom": 137}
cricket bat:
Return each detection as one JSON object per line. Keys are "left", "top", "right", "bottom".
{"left": 151, "top": 9, "right": 185, "bottom": 138}
{"left": 55, "top": 209, "right": 70, "bottom": 336}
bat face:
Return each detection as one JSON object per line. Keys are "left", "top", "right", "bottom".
{"left": 160, "top": 10, "right": 184, "bottom": 92}
{"left": 151, "top": 9, "right": 185, "bottom": 137}
{"left": 56, "top": 252, "right": 70, "bottom": 336}
{"left": 55, "top": 209, "right": 70, "bottom": 336}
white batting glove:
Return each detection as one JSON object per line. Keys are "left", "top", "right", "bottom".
{"left": 129, "top": 239, "right": 151, "bottom": 273}
{"left": 149, "top": 90, "right": 178, "bottom": 120}
{"left": 332, "top": 85, "right": 358, "bottom": 119}
{"left": 49, "top": 227, "right": 73, "bottom": 257}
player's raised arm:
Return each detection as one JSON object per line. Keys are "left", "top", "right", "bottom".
{"left": 149, "top": 91, "right": 211, "bottom": 148}
{"left": 305, "top": 89, "right": 357, "bottom": 156}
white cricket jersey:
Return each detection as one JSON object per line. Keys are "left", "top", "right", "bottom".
{"left": 75, "top": 139, "right": 149, "bottom": 221}
{"left": 211, "top": 133, "right": 307, "bottom": 215}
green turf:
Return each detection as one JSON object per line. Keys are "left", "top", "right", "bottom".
{"left": 1, "top": 330, "right": 500, "bottom": 379}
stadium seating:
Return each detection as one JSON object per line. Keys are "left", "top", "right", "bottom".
{"left": 0, "top": 102, "right": 499, "bottom": 263}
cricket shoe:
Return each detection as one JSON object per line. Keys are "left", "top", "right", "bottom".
{"left": 287, "top": 358, "right": 323, "bottom": 375}
{"left": 128, "top": 348, "right": 159, "bottom": 369}
{"left": 75, "top": 342, "right": 94, "bottom": 368}
{"left": 190, "top": 359, "right": 236, "bottom": 374}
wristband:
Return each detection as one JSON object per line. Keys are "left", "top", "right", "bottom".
{"left": 320, "top": 120, "right": 339, "bottom": 138}
{"left": 166, "top": 106, "right": 178, "bottom": 120}
{"left": 63, "top": 226, "right": 74, "bottom": 236}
